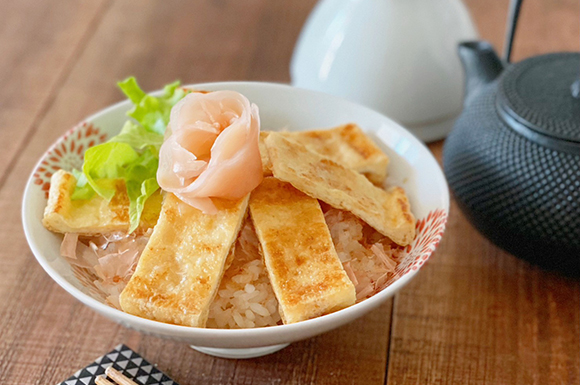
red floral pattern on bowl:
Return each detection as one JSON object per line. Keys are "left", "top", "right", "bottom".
{"left": 33, "top": 122, "right": 107, "bottom": 198}
{"left": 367, "top": 209, "right": 447, "bottom": 295}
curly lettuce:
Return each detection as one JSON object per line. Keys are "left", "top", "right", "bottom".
{"left": 72, "top": 77, "right": 188, "bottom": 233}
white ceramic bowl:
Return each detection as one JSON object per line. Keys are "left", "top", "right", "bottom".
{"left": 22, "top": 82, "right": 449, "bottom": 359}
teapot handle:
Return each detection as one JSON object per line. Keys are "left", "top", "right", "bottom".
{"left": 503, "top": 0, "right": 523, "bottom": 63}
{"left": 504, "top": 0, "right": 580, "bottom": 99}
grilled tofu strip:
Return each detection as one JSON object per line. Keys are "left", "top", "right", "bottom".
{"left": 42, "top": 170, "right": 162, "bottom": 235}
{"left": 259, "top": 131, "right": 273, "bottom": 176}
{"left": 120, "top": 193, "right": 248, "bottom": 327}
{"left": 260, "top": 124, "right": 389, "bottom": 183}
{"left": 265, "top": 133, "right": 416, "bottom": 246}
{"left": 249, "top": 177, "right": 356, "bottom": 324}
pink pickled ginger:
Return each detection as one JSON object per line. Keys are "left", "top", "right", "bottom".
{"left": 157, "top": 91, "right": 263, "bottom": 213}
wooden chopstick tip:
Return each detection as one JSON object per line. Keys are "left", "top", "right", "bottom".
{"left": 95, "top": 367, "right": 139, "bottom": 385}
{"left": 95, "top": 375, "right": 115, "bottom": 385}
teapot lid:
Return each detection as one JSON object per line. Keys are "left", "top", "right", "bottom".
{"left": 497, "top": 53, "right": 580, "bottom": 154}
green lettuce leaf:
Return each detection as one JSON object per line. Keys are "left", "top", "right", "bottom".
{"left": 81, "top": 142, "right": 139, "bottom": 200}
{"left": 109, "top": 121, "right": 164, "bottom": 150}
{"left": 125, "top": 148, "right": 160, "bottom": 233}
{"left": 116, "top": 76, "right": 147, "bottom": 104}
{"left": 70, "top": 169, "right": 94, "bottom": 200}
{"left": 118, "top": 77, "right": 187, "bottom": 135}
{"left": 71, "top": 77, "right": 187, "bottom": 233}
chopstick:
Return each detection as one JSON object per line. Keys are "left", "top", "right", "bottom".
{"left": 95, "top": 367, "right": 139, "bottom": 385}
{"left": 95, "top": 377, "right": 115, "bottom": 385}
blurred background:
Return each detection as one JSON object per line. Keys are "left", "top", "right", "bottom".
{"left": 5, "top": 0, "right": 579, "bottom": 122}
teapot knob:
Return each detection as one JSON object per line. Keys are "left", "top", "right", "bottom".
{"left": 572, "top": 78, "right": 580, "bottom": 99}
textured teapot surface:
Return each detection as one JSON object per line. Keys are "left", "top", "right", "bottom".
{"left": 444, "top": 51, "right": 580, "bottom": 273}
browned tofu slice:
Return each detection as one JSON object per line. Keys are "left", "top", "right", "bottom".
{"left": 42, "top": 170, "right": 161, "bottom": 235}
{"left": 259, "top": 131, "right": 273, "bottom": 176}
{"left": 119, "top": 193, "right": 248, "bottom": 327}
{"left": 260, "top": 124, "right": 389, "bottom": 183}
{"left": 249, "top": 177, "right": 356, "bottom": 324}
{"left": 265, "top": 133, "right": 416, "bottom": 246}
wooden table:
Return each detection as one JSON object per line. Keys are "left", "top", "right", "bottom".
{"left": 1, "top": 1, "right": 578, "bottom": 384}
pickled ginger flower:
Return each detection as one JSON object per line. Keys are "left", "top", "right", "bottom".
{"left": 157, "top": 91, "right": 263, "bottom": 213}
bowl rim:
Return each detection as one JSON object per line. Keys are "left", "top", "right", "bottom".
{"left": 22, "top": 81, "right": 449, "bottom": 340}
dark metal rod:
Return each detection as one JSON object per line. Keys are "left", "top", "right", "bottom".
{"left": 573, "top": 4, "right": 580, "bottom": 98}
{"left": 503, "top": 0, "right": 524, "bottom": 63}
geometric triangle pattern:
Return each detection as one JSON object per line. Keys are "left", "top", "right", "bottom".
{"left": 57, "top": 344, "right": 179, "bottom": 385}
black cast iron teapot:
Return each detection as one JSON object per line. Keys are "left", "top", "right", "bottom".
{"left": 443, "top": 0, "right": 580, "bottom": 273}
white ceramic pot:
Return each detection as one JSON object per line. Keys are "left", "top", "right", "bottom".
{"left": 22, "top": 82, "right": 449, "bottom": 359}
{"left": 291, "top": 0, "right": 478, "bottom": 142}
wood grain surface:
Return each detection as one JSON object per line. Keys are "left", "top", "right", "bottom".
{"left": 0, "top": 0, "right": 108, "bottom": 186}
{"left": 0, "top": 0, "right": 578, "bottom": 384}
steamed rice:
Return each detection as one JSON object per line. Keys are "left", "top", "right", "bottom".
{"left": 205, "top": 207, "right": 404, "bottom": 328}
{"left": 62, "top": 205, "right": 404, "bottom": 328}
{"left": 324, "top": 207, "right": 404, "bottom": 301}
{"left": 206, "top": 220, "right": 281, "bottom": 328}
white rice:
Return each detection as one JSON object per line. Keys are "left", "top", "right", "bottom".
{"left": 65, "top": 206, "right": 404, "bottom": 329}
{"left": 205, "top": 207, "right": 404, "bottom": 328}
{"left": 324, "top": 207, "right": 403, "bottom": 301}
{"left": 206, "top": 220, "right": 281, "bottom": 329}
